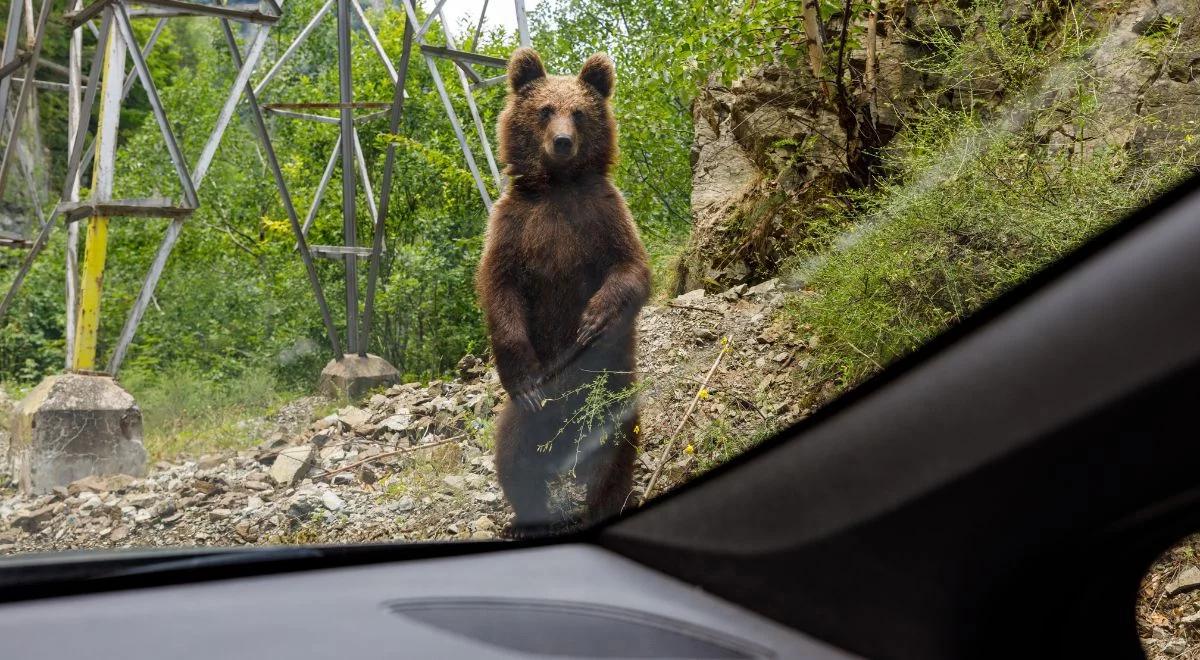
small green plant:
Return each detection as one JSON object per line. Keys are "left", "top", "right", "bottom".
{"left": 688, "top": 420, "right": 775, "bottom": 474}
{"left": 536, "top": 372, "right": 645, "bottom": 477}
{"left": 465, "top": 411, "right": 496, "bottom": 452}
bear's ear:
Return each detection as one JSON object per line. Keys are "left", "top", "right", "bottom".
{"left": 578, "top": 53, "right": 614, "bottom": 99}
{"left": 508, "top": 47, "right": 546, "bottom": 93}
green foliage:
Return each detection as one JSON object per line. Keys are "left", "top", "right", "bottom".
{"left": 7, "top": 0, "right": 771, "bottom": 393}
{"left": 905, "top": 0, "right": 1087, "bottom": 105}
{"left": 783, "top": 3, "right": 1199, "bottom": 391}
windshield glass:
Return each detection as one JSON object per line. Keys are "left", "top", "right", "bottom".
{"left": 1, "top": 0, "right": 1196, "bottom": 552}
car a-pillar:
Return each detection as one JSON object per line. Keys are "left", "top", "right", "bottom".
{"left": 318, "top": 353, "right": 400, "bottom": 401}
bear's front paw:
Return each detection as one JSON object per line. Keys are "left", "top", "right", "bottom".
{"left": 512, "top": 380, "right": 547, "bottom": 412}
{"left": 577, "top": 305, "right": 613, "bottom": 346}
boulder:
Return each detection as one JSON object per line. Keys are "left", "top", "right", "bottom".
{"left": 269, "top": 444, "right": 317, "bottom": 486}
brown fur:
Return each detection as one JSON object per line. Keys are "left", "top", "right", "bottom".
{"left": 476, "top": 48, "right": 651, "bottom": 535}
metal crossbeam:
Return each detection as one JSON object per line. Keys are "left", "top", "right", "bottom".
{"left": 58, "top": 197, "right": 194, "bottom": 222}
{"left": 310, "top": 244, "right": 372, "bottom": 259}
{"left": 419, "top": 45, "right": 507, "bottom": 71}
{"left": 0, "top": 230, "right": 31, "bottom": 248}
{"left": 67, "top": 0, "right": 279, "bottom": 27}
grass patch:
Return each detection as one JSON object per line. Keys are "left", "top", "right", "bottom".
{"left": 778, "top": 1, "right": 1198, "bottom": 396}
{"left": 687, "top": 420, "right": 775, "bottom": 474}
{"left": 122, "top": 366, "right": 292, "bottom": 462}
{"left": 783, "top": 100, "right": 1196, "bottom": 394}
{"left": 644, "top": 228, "right": 690, "bottom": 300}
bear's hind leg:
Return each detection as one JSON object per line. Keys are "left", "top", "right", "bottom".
{"left": 583, "top": 416, "right": 639, "bottom": 525}
{"left": 494, "top": 407, "right": 560, "bottom": 538}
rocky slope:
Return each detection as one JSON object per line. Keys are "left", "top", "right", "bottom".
{"left": 0, "top": 279, "right": 808, "bottom": 553}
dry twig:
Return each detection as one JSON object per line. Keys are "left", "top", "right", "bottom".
{"left": 313, "top": 436, "right": 461, "bottom": 479}
{"left": 644, "top": 337, "right": 733, "bottom": 498}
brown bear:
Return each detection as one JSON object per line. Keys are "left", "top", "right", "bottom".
{"left": 476, "top": 47, "right": 651, "bottom": 536}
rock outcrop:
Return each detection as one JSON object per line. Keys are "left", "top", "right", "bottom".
{"left": 676, "top": 0, "right": 1200, "bottom": 292}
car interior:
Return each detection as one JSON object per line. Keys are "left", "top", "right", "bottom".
{"left": 0, "top": 168, "right": 1196, "bottom": 658}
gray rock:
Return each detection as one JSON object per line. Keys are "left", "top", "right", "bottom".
{"left": 286, "top": 495, "right": 320, "bottom": 520}
{"left": 719, "top": 284, "right": 747, "bottom": 300}
{"left": 319, "top": 445, "right": 346, "bottom": 464}
{"left": 1163, "top": 638, "right": 1188, "bottom": 656}
{"left": 389, "top": 496, "right": 416, "bottom": 513}
{"left": 124, "top": 493, "right": 160, "bottom": 508}
{"left": 312, "top": 415, "right": 338, "bottom": 431}
{"left": 336, "top": 406, "right": 369, "bottom": 429}
{"left": 1167, "top": 566, "right": 1200, "bottom": 596}
{"left": 747, "top": 278, "right": 779, "bottom": 297}
{"left": 269, "top": 445, "right": 316, "bottom": 486}
{"left": 320, "top": 491, "right": 345, "bottom": 512}
{"left": 11, "top": 503, "right": 58, "bottom": 532}
{"left": 318, "top": 354, "right": 399, "bottom": 400}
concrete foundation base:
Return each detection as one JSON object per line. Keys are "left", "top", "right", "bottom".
{"left": 318, "top": 354, "right": 399, "bottom": 400}
{"left": 9, "top": 373, "right": 147, "bottom": 494}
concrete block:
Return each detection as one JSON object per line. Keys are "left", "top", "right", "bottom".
{"left": 318, "top": 354, "right": 399, "bottom": 400}
{"left": 8, "top": 373, "right": 147, "bottom": 494}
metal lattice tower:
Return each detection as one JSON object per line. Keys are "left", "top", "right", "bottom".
{"left": 0, "top": 0, "right": 283, "bottom": 375}
{"left": 0, "top": 0, "right": 527, "bottom": 377}
{"left": 253, "top": 0, "right": 529, "bottom": 362}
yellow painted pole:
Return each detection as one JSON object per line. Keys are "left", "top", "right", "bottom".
{"left": 72, "top": 19, "right": 121, "bottom": 372}
{"left": 73, "top": 212, "right": 107, "bottom": 370}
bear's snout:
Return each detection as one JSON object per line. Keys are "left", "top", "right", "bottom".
{"left": 543, "top": 114, "right": 578, "bottom": 160}
{"left": 553, "top": 135, "right": 574, "bottom": 156}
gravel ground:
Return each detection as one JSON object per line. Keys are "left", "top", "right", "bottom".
{"left": 0, "top": 280, "right": 807, "bottom": 553}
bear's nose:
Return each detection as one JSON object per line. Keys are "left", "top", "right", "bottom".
{"left": 553, "top": 135, "right": 573, "bottom": 155}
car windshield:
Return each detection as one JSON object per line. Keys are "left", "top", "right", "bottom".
{"left": 0, "top": 0, "right": 1196, "bottom": 555}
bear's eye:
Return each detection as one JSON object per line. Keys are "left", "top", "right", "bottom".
{"left": 572, "top": 110, "right": 585, "bottom": 124}
{"left": 538, "top": 106, "right": 553, "bottom": 122}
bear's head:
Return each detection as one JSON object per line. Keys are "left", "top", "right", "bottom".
{"left": 498, "top": 47, "right": 616, "bottom": 188}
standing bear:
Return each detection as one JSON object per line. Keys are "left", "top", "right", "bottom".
{"left": 477, "top": 48, "right": 651, "bottom": 536}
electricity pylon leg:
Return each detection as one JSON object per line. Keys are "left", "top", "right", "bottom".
{"left": 72, "top": 12, "right": 123, "bottom": 372}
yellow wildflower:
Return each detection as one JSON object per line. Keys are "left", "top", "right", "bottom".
{"left": 684, "top": 444, "right": 695, "bottom": 454}
{"left": 697, "top": 388, "right": 710, "bottom": 400}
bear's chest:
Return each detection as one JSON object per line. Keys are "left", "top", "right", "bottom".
{"left": 517, "top": 208, "right": 606, "bottom": 281}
